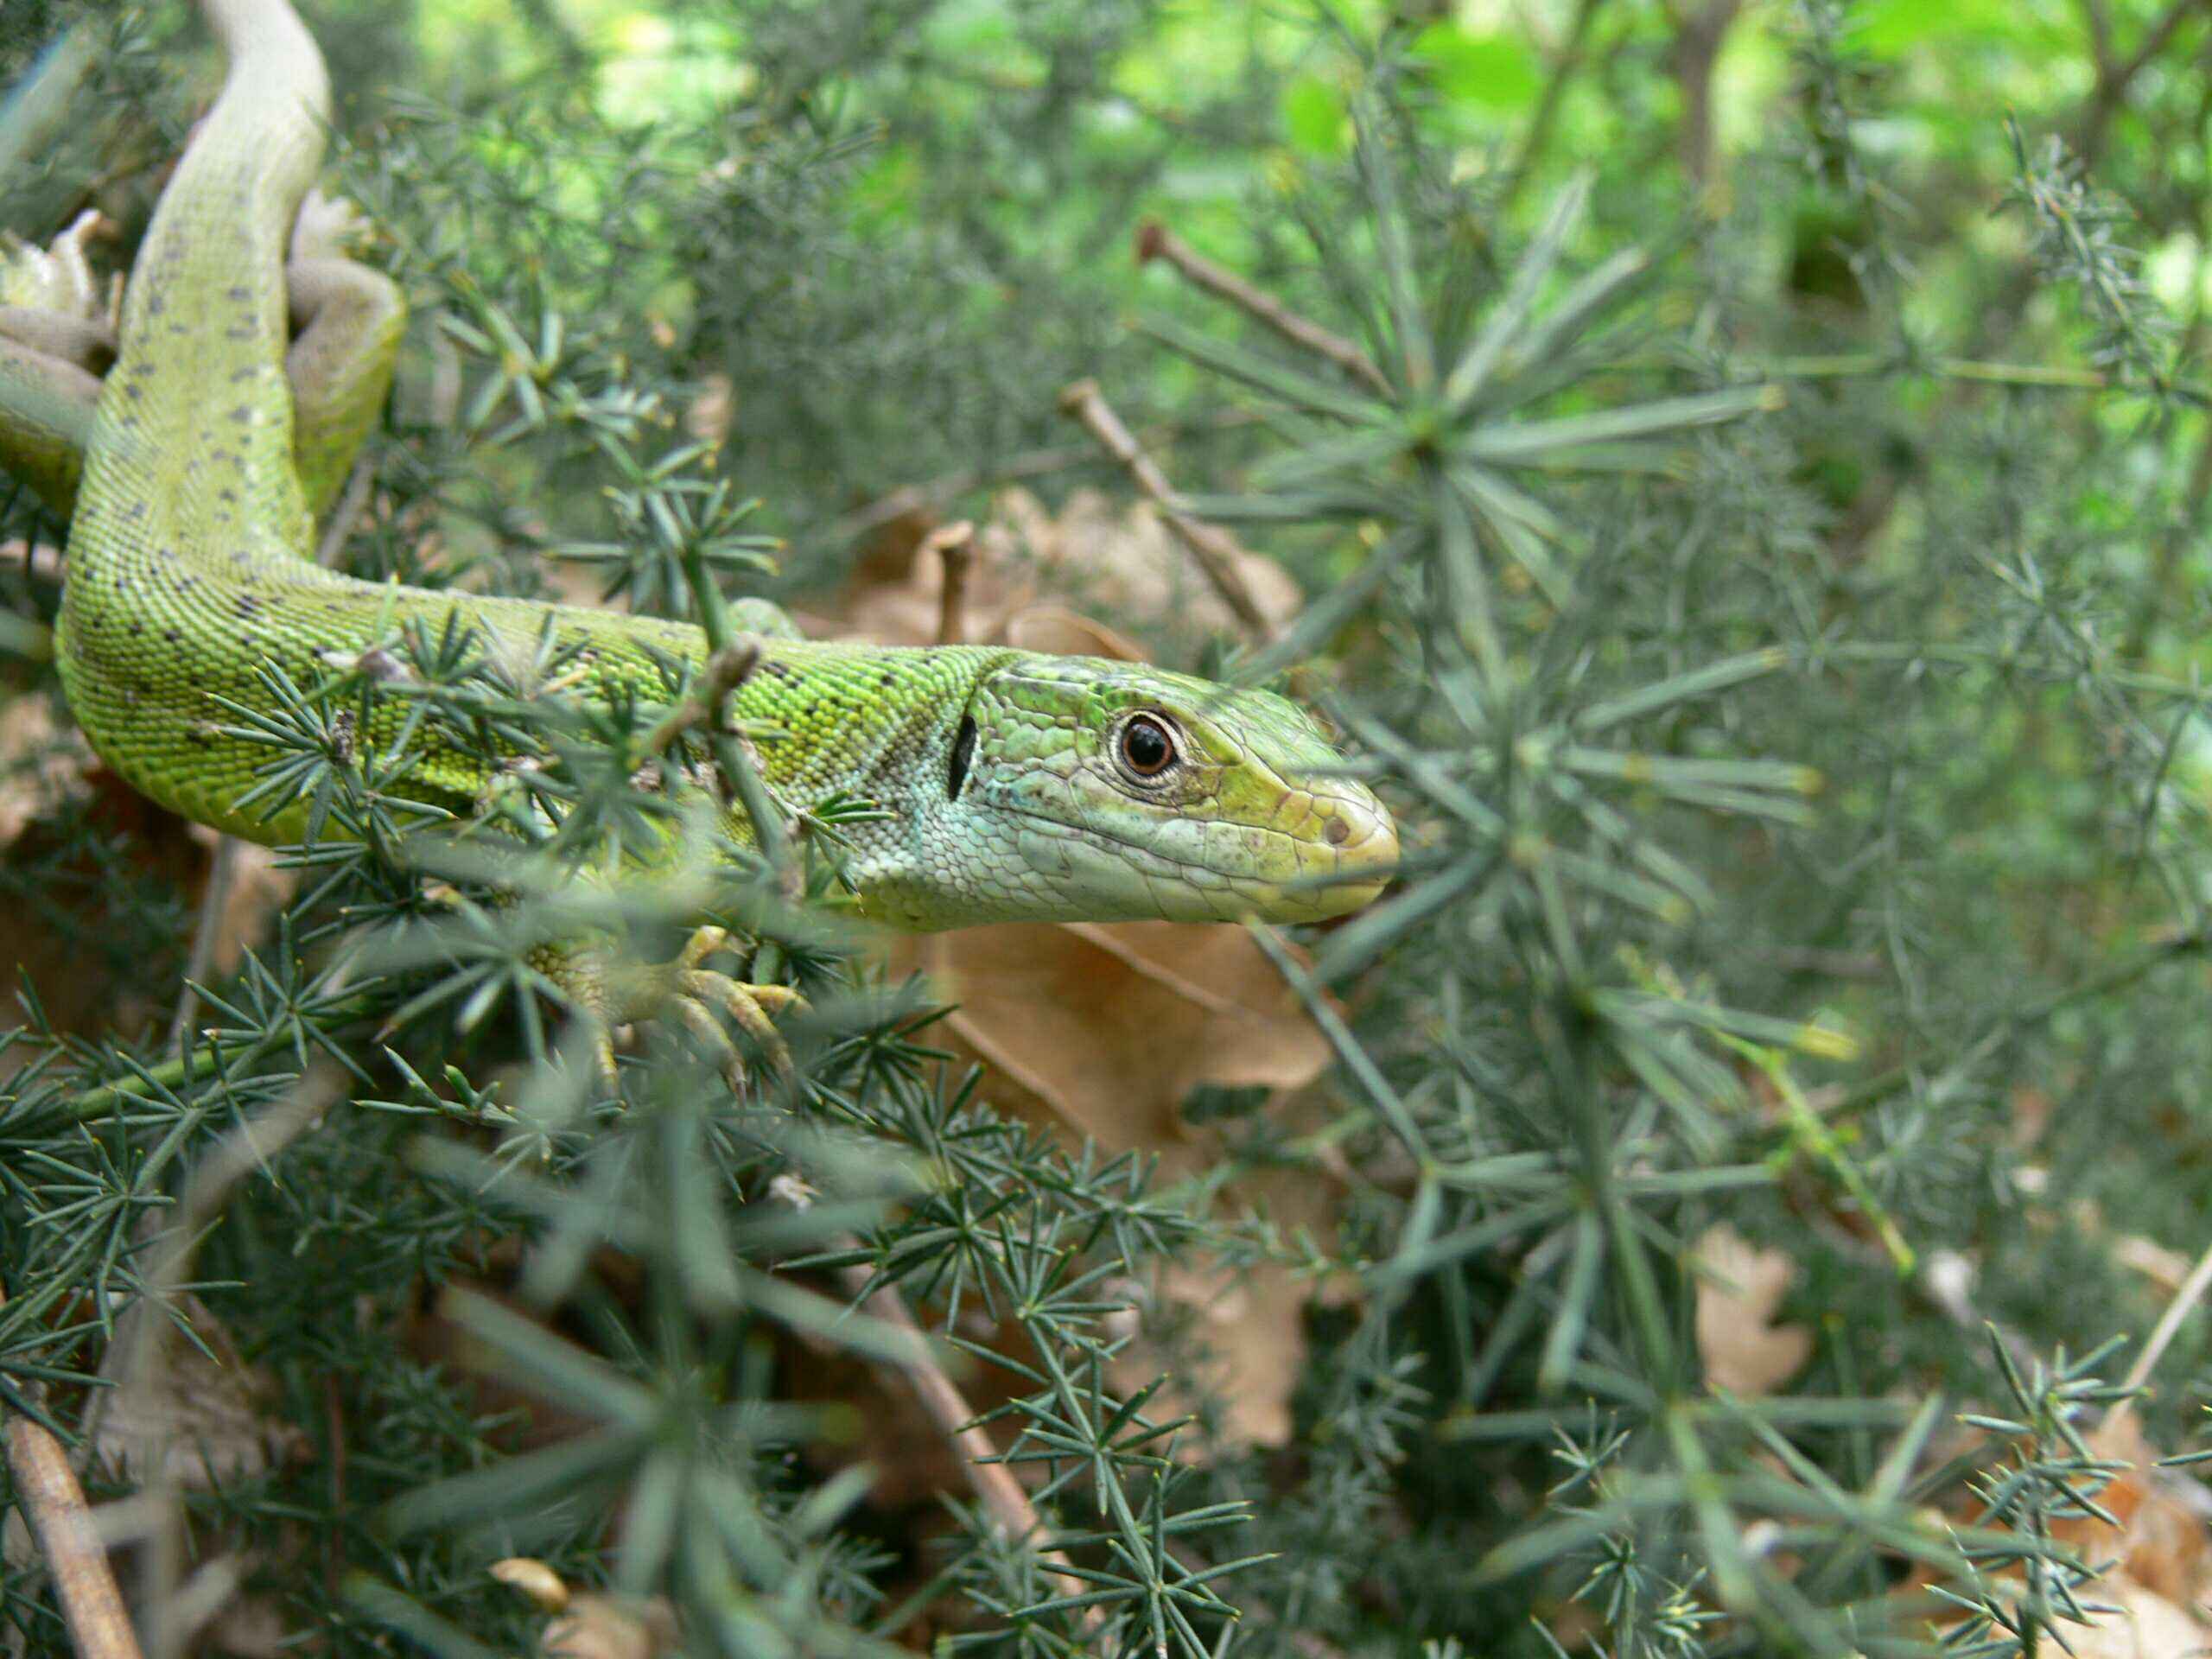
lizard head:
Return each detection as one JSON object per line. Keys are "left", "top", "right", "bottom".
{"left": 863, "top": 654, "right": 1397, "bottom": 930}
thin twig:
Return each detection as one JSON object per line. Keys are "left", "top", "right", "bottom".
{"left": 103, "top": 1065, "right": 342, "bottom": 1659}
{"left": 0, "top": 1286, "right": 147, "bottom": 1659}
{"left": 2113, "top": 1234, "right": 2212, "bottom": 1418}
{"left": 1057, "top": 378, "right": 1277, "bottom": 645}
{"left": 924, "top": 520, "right": 975, "bottom": 646}
{"left": 1498, "top": 0, "right": 1611, "bottom": 213}
{"left": 313, "top": 454, "right": 376, "bottom": 567}
{"left": 167, "top": 836, "right": 243, "bottom": 1058}
{"left": 5, "top": 539, "right": 65, "bottom": 585}
{"left": 815, "top": 410, "right": 1265, "bottom": 550}
{"left": 635, "top": 640, "right": 761, "bottom": 765}
{"left": 767, "top": 1177, "right": 1096, "bottom": 1618}
{"left": 1665, "top": 0, "right": 1745, "bottom": 193}
{"left": 2077, "top": 0, "right": 2208, "bottom": 168}
{"left": 1135, "top": 221, "right": 1390, "bottom": 398}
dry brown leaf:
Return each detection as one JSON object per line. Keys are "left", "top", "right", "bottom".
{"left": 92, "top": 1293, "right": 308, "bottom": 1489}
{"left": 834, "top": 485, "right": 1306, "bottom": 651}
{"left": 2115, "top": 1236, "right": 2196, "bottom": 1298}
{"left": 2056, "top": 1414, "right": 2212, "bottom": 1613}
{"left": 0, "top": 693, "right": 93, "bottom": 847}
{"left": 543, "top": 1594, "right": 680, "bottom": 1659}
{"left": 1146, "top": 1260, "right": 1306, "bottom": 1448}
{"left": 493, "top": 1557, "right": 572, "bottom": 1613}
{"left": 2043, "top": 1573, "right": 2207, "bottom": 1659}
{"left": 1692, "top": 1224, "right": 1812, "bottom": 1397}
{"left": 2010, "top": 1084, "right": 2056, "bottom": 1149}
{"left": 996, "top": 486, "right": 1305, "bottom": 642}
{"left": 896, "top": 921, "right": 1329, "bottom": 1155}
{"left": 493, "top": 1551, "right": 680, "bottom": 1658}
{"left": 183, "top": 825, "right": 291, "bottom": 981}
{"left": 685, "top": 372, "right": 734, "bottom": 449}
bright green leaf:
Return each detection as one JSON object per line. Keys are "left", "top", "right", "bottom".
{"left": 1413, "top": 23, "right": 1541, "bottom": 112}
{"left": 1281, "top": 73, "right": 1348, "bottom": 156}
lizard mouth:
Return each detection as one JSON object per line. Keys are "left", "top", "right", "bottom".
{"left": 1001, "top": 789, "right": 1397, "bottom": 918}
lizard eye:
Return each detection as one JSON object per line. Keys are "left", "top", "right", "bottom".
{"left": 1116, "top": 714, "right": 1178, "bottom": 781}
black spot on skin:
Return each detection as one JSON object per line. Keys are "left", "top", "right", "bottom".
{"left": 128, "top": 622, "right": 143, "bottom": 636}
{"left": 219, "top": 489, "right": 238, "bottom": 503}
{"left": 162, "top": 628, "right": 180, "bottom": 644}
{"left": 880, "top": 671, "right": 895, "bottom": 688}
{"left": 234, "top": 595, "right": 261, "bottom": 618}
{"left": 124, "top": 383, "right": 141, "bottom": 400}
{"left": 227, "top": 286, "right": 250, "bottom": 302}
{"left": 124, "top": 501, "right": 145, "bottom": 519}
{"left": 146, "top": 296, "right": 164, "bottom": 317}
{"left": 230, "top": 406, "right": 252, "bottom": 423}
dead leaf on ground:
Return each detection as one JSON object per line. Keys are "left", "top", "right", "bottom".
{"left": 0, "top": 693, "right": 93, "bottom": 847}
{"left": 998, "top": 486, "right": 1305, "bottom": 643}
{"left": 543, "top": 1594, "right": 681, "bottom": 1659}
{"left": 1897, "top": 1403, "right": 2212, "bottom": 1657}
{"left": 835, "top": 485, "right": 1304, "bottom": 649}
{"left": 92, "top": 1291, "right": 309, "bottom": 1489}
{"left": 2114, "top": 1235, "right": 2195, "bottom": 1298}
{"left": 1692, "top": 1224, "right": 1812, "bottom": 1397}
{"left": 895, "top": 921, "right": 1328, "bottom": 1154}
{"left": 0, "top": 692, "right": 289, "bottom": 1043}
{"left": 2055, "top": 1413, "right": 2212, "bottom": 1615}
{"left": 2041, "top": 1573, "right": 2205, "bottom": 1659}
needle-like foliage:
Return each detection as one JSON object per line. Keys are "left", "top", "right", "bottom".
{"left": 5, "top": 2, "right": 2212, "bottom": 1656}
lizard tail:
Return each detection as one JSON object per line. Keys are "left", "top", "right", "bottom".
{"left": 94, "top": 0, "right": 330, "bottom": 552}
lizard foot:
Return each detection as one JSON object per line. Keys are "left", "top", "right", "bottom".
{"left": 0, "top": 209, "right": 115, "bottom": 327}
{"left": 557, "top": 925, "right": 805, "bottom": 1090}
{"left": 289, "top": 188, "right": 374, "bottom": 264}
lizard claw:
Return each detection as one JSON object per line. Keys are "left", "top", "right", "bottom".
{"left": 561, "top": 925, "right": 806, "bottom": 1091}
{"left": 0, "top": 210, "right": 115, "bottom": 325}
{"left": 290, "top": 188, "right": 373, "bottom": 263}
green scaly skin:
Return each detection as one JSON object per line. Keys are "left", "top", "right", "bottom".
{"left": 6, "top": 0, "right": 1397, "bottom": 947}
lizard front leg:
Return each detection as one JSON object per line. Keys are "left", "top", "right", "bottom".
{"left": 537, "top": 925, "right": 807, "bottom": 1091}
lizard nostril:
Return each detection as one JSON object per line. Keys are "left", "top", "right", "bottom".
{"left": 1324, "top": 817, "right": 1351, "bottom": 846}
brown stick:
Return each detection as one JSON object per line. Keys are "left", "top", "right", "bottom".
{"left": 2075, "top": 0, "right": 2208, "bottom": 169}
{"left": 108, "top": 1066, "right": 341, "bottom": 1659}
{"left": 635, "top": 641, "right": 761, "bottom": 763}
{"left": 766, "top": 1178, "right": 1097, "bottom": 1617}
{"left": 167, "top": 836, "right": 243, "bottom": 1057}
{"left": 1135, "top": 222, "right": 1390, "bottom": 398}
{"left": 0, "top": 1287, "right": 147, "bottom": 1659}
{"left": 1499, "top": 0, "right": 1613, "bottom": 213}
{"left": 1666, "top": 0, "right": 1745, "bottom": 194}
{"left": 1057, "top": 378, "right": 1277, "bottom": 645}
{"left": 313, "top": 454, "right": 376, "bottom": 567}
{"left": 923, "top": 521, "right": 976, "bottom": 647}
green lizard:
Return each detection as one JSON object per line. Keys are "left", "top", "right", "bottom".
{"left": 0, "top": 0, "right": 1396, "bottom": 1063}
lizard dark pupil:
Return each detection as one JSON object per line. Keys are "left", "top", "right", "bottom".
{"left": 1122, "top": 716, "right": 1173, "bottom": 777}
